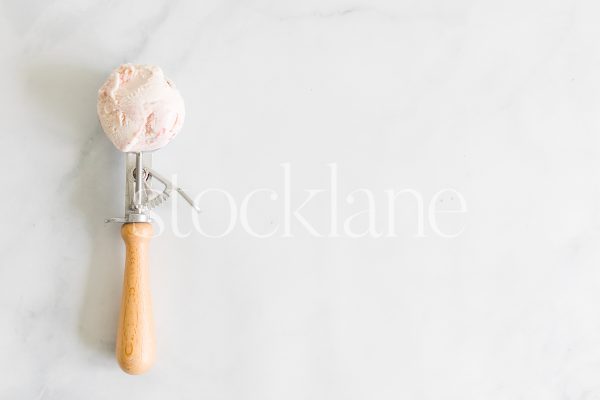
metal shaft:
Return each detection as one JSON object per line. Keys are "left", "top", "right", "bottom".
{"left": 134, "top": 152, "right": 143, "bottom": 209}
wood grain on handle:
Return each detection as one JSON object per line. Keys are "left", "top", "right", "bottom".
{"left": 116, "top": 222, "right": 155, "bottom": 375}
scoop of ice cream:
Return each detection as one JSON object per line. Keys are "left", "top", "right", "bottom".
{"left": 97, "top": 64, "right": 185, "bottom": 152}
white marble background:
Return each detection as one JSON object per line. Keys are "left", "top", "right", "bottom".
{"left": 2, "top": 0, "right": 600, "bottom": 398}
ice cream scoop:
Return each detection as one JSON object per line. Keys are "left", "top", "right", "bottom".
{"left": 98, "top": 64, "right": 198, "bottom": 375}
{"left": 97, "top": 64, "right": 185, "bottom": 152}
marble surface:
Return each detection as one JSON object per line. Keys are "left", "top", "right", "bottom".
{"left": 2, "top": 0, "right": 600, "bottom": 398}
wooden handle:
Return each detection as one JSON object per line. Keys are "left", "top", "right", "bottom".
{"left": 116, "top": 222, "right": 156, "bottom": 374}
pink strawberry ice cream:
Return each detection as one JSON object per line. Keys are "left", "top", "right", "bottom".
{"left": 97, "top": 64, "right": 185, "bottom": 152}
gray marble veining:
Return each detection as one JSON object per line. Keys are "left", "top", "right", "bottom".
{"left": 1, "top": 0, "right": 599, "bottom": 398}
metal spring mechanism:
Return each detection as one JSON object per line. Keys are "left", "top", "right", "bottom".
{"left": 144, "top": 168, "right": 200, "bottom": 212}
{"left": 105, "top": 152, "right": 199, "bottom": 223}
